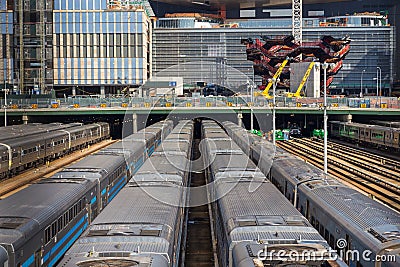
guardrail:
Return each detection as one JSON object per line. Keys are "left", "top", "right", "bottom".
{"left": 0, "top": 96, "right": 399, "bottom": 109}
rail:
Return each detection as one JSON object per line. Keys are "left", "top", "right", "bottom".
{"left": 0, "top": 96, "right": 399, "bottom": 109}
{"left": 277, "top": 140, "right": 400, "bottom": 211}
{"left": 295, "top": 138, "right": 400, "bottom": 182}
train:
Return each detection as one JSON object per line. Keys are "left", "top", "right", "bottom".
{"left": 223, "top": 121, "right": 400, "bottom": 267}
{"left": 330, "top": 121, "right": 400, "bottom": 151}
{"left": 201, "top": 120, "right": 345, "bottom": 267}
{"left": 0, "top": 123, "right": 86, "bottom": 142}
{"left": 57, "top": 120, "right": 194, "bottom": 267}
{"left": 0, "top": 122, "right": 110, "bottom": 179}
{"left": 370, "top": 121, "right": 400, "bottom": 129}
{"left": 0, "top": 120, "right": 174, "bottom": 267}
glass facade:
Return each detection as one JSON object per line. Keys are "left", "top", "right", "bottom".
{"left": 53, "top": 1, "right": 152, "bottom": 87}
{"left": 153, "top": 26, "right": 395, "bottom": 94}
{"left": 0, "top": 0, "right": 13, "bottom": 87}
{"left": 1, "top": 0, "right": 153, "bottom": 93}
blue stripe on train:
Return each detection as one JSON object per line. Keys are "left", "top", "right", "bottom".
{"left": 21, "top": 253, "right": 34, "bottom": 267}
{"left": 108, "top": 176, "right": 126, "bottom": 197}
{"left": 148, "top": 145, "right": 155, "bottom": 156}
{"left": 133, "top": 158, "right": 144, "bottom": 173}
{"left": 48, "top": 221, "right": 89, "bottom": 267}
{"left": 90, "top": 196, "right": 97, "bottom": 205}
{"left": 108, "top": 177, "right": 127, "bottom": 202}
{"left": 101, "top": 188, "right": 107, "bottom": 196}
{"left": 42, "top": 215, "right": 87, "bottom": 264}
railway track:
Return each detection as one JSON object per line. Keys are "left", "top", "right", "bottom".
{"left": 0, "top": 139, "right": 117, "bottom": 198}
{"left": 277, "top": 139, "right": 400, "bottom": 211}
{"left": 297, "top": 138, "right": 400, "bottom": 183}
{"left": 308, "top": 138, "right": 400, "bottom": 173}
{"left": 182, "top": 136, "right": 216, "bottom": 266}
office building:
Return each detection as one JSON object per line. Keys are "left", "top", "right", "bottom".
{"left": 1, "top": 0, "right": 154, "bottom": 95}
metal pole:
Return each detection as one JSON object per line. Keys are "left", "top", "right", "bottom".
{"left": 250, "top": 106, "right": 254, "bottom": 130}
{"left": 376, "top": 67, "right": 380, "bottom": 107}
{"left": 272, "top": 78, "right": 276, "bottom": 155}
{"left": 360, "top": 69, "right": 365, "bottom": 98}
{"left": 378, "top": 66, "right": 382, "bottom": 103}
{"left": 251, "top": 66, "right": 255, "bottom": 104}
{"left": 322, "top": 63, "right": 328, "bottom": 175}
{"left": 250, "top": 69, "right": 254, "bottom": 130}
{"left": 246, "top": 81, "right": 249, "bottom": 99}
{"left": 3, "top": 88, "right": 7, "bottom": 127}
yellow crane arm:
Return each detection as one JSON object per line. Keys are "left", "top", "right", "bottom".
{"left": 261, "top": 59, "right": 289, "bottom": 98}
{"left": 287, "top": 61, "right": 315, "bottom": 98}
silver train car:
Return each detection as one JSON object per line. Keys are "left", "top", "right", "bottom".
{"left": 223, "top": 121, "right": 400, "bottom": 267}
{"left": 330, "top": 121, "right": 400, "bottom": 151}
{"left": 0, "top": 122, "right": 110, "bottom": 179}
{"left": 202, "top": 120, "right": 344, "bottom": 267}
{"left": 0, "top": 123, "right": 84, "bottom": 142}
{"left": 57, "top": 120, "right": 194, "bottom": 267}
{"left": 0, "top": 120, "right": 173, "bottom": 267}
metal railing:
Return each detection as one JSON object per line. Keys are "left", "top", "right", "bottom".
{"left": 0, "top": 96, "right": 399, "bottom": 110}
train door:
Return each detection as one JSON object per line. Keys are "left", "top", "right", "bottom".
{"left": 306, "top": 199, "right": 310, "bottom": 219}
{"left": 344, "top": 234, "right": 353, "bottom": 266}
{"left": 18, "top": 147, "right": 22, "bottom": 164}
{"left": 385, "top": 130, "right": 393, "bottom": 148}
{"left": 34, "top": 249, "right": 42, "bottom": 266}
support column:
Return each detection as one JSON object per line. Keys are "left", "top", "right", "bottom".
{"left": 100, "top": 86, "right": 105, "bottom": 98}
{"left": 132, "top": 113, "right": 137, "bottom": 133}
{"left": 237, "top": 112, "right": 243, "bottom": 127}
{"left": 343, "top": 114, "right": 352, "bottom": 122}
{"left": 331, "top": 114, "right": 352, "bottom": 122}
{"left": 22, "top": 115, "right": 28, "bottom": 124}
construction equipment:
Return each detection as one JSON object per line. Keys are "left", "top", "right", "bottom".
{"left": 260, "top": 59, "right": 289, "bottom": 98}
{"left": 286, "top": 61, "right": 315, "bottom": 98}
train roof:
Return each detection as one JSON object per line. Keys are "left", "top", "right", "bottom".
{"left": 63, "top": 154, "right": 125, "bottom": 173}
{"left": 273, "top": 154, "right": 329, "bottom": 183}
{"left": 156, "top": 141, "right": 191, "bottom": 153}
{"left": 59, "top": 253, "right": 170, "bottom": 267}
{"left": 371, "top": 120, "right": 400, "bottom": 128}
{"left": 232, "top": 242, "right": 344, "bottom": 267}
{"left": 331, "top": 121, "right": 400, "bottom": 131}
{"left": 204, "top": 139, "right": 243, "bottom": 154}
{"left": 209, "top": 153, "right": 259, "bottom": 173}
{"left": 216, "top": 181, "right": 302, "bottom": 227}
{"left": 0, "top": 180, "right": 92, "bottom": 244}
{"left": 86, "top": 185, "right": 182, "bottom": 231}
{"left": 0, "top": 123, "right": 80, "bottom": 141}
{"left": 136, "top": 154, "right": 188, "bottom": 174}
{"left": 309, "top": 184, "right": 400, "bottom": 241}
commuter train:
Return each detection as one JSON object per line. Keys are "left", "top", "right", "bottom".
{"left": 0, "top": 122, "right": 110, "bottom": 179}
{"left": 223, "top": 121, "right": 400, "bottom": 267}
{"left": 0, "top": 120, "right": 174, "bottom": 267}
{"left": 201, "top": 120, "right": 345, "bottom": 267}
{"left": 57, "top": 120, "right": 194, "bottom": 267}
{"left": 330, "top": 121, "right": 400, "bottom": 151}
{"left": 0, "top": 123, "right": 85, "bottom": 142}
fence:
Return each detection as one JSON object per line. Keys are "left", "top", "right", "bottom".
{"left": 0, "top": 96, "right": 399, "bottom": 109}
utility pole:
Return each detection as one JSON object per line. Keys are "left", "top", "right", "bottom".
{"left": 18, "top": 0, "right": 24, "bottom": 94}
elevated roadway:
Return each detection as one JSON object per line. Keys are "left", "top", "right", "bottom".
{"left": 3, "top": 106, "right": 400, "bottom": 116}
